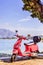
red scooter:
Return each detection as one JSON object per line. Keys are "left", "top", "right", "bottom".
{"left": 10, "top": 36, "right": 41, "bottom": 62}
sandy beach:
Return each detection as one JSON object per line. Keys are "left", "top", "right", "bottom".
{"left": 0, "top": 59, "right": 43, "bottom": 65}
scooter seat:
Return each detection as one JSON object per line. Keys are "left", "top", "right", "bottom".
{"left": 24, "top": 43, "right": 30, "bottom": 45}
{"left": 24, "top": 42, "right": 33, "bottom": 45}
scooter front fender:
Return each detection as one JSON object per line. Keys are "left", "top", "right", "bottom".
{"left": 13, "top": 49, "right": 18, "bottom": 54}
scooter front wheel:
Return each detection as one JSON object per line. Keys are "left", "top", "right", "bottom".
{"left": 10, "top": 54, "right": 16, "bottom": 62}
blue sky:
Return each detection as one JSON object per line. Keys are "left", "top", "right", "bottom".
{"left": 0, "top": 0, "right": 43, "bottom": 53}
{"left": 0, "top": 0, "right": 43, "bottom": 36}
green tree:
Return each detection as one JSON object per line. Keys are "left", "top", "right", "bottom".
{"left": 22, "top": 0, "right": 43, "bottom": 23}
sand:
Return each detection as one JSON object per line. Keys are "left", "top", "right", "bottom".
{"left": 0, "top": 59, "right": 43, "bottom": 65}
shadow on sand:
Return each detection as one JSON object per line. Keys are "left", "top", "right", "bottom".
{"left": 1, "top": 56, "right": 43, "bottom": 63}
{"left": 0, "top": 56, "right": 31, "bottom": 63}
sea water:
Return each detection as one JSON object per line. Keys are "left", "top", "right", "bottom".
{"left": 0, "top": 39, "right": 26, "bottom": 54}
{"left": 0, "top": 39, "right": 17, "bottom": 54}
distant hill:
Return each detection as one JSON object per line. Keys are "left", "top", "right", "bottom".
{"left": 0, "top": 29, "right": 43, "bottom": 39}
{"left": 0, "top": 29, "right": 15, "bottom": 39}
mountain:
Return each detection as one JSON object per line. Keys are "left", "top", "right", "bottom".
{"left": 0, "top": 29, "right": 15, "bottom": 39}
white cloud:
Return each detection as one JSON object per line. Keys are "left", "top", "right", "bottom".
{"left": 0, "top": 22, "right": 15, "bottom": 31}
{"left": 19, "top": 16, "right": 31, "bottom": 22}
{"left": 0, "top": 21, "right": 43, "bottom": 36}
{"left": 19, "top": 18, "right": 30, "bottom": 22}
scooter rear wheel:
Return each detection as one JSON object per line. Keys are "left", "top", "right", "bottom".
{"left": 10, "top": 54, "right": 16, "bottom": 62}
